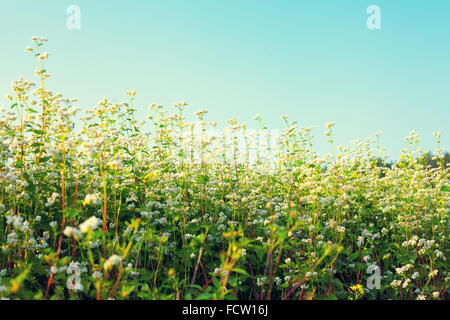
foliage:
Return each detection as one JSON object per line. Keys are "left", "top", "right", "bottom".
{"left": 0, "top": 38, "right": 448, "bottom": 300}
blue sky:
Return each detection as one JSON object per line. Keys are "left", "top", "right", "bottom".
{"left": 1, "top": 0, "right": 449, "bottom": 159}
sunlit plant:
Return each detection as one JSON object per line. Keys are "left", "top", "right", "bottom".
{"left": 0, "top": 38, "right": 448, "bottom": 300}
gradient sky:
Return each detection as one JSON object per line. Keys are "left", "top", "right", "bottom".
{"left": 1, "top": 0, "right": 449, "bottom": 159}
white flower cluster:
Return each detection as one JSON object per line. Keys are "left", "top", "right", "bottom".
{"left": 79, "top": 216, "right": 101, "bottom": 233}
{"left": 104, "top": 254, "right": 122, "bottom": 271}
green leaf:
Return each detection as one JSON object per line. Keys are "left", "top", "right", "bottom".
{"left": 65, "top": 208, "right": 78, "bottom": 220}
{"left": 30, "top": 129, "right": 45, "bottom": 135}
{"left": 231, "top": 268, "right": 249, "bottom": 277}
{"left": 196, "top": 175, "right": 209, "bottom": 185}
{"left": 38, "top": 156, "right": 51, "bottom": 163}
{"left": 249, "top": 245, "right": 266, "bottom": 260}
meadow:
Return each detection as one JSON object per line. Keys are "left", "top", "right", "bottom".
{"left": 0, "top": 37, "right": 448, "bottom": 300}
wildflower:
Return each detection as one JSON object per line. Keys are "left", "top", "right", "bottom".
{"left": 20, "top": 221, "right": 30, "bottom": 232}
{"left": 38, "top": 52, "right": 49, "bottom": 60}
{"left": 124, "top": 90, "right": 136, "bottom": 96}
{"left": 194, "top": 108, "right": 208, "bottom": 117}
{"left": 79, "top": 216, "right": 101, "bottom": 233}
{"left": 256, "top": 277, "right": 266, "bottom": 287}
{"left": 428, "top": 270, "right": 438, "bottom": 278}
{"left": 402, "top": 279, "right": 411, "bottom": 288}
{"left": 83, "top": 193, "right": 99, "bottom": 206}
{"left": 107, "top": 159, "right": 123, "bottom": 170}
{"left": 349, "top": 284, "right": 364, "bottom": 295}
{"left": 63, "top": 227, "right": 82, "bottom": 240}
{"left": 390, "top": 280, "right": 401, "bottom": 288}
{"left": 6, "top": 215, "right": 23, "bottom": 228}
{"left": 104, "top": 254, "right": 122, "bottom": 271}
{"left": 45, "top": 192, "right": 60, "bottom": 207}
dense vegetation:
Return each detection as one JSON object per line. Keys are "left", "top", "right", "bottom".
{"left": 0, "top": 37, "right": 448, "bottom": 300}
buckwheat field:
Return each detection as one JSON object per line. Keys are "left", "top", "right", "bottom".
{"left": 0, "top": 37, "right": 448, "bottom": 300}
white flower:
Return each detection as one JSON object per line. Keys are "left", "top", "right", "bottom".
{"left": 402, "top": 279, "right": 411, "bottom": 288}
{"left": 79, "top": 216, "right": 101, "bottom": 233}
{"left": 38, "top": 52, "right": 49, "bottom": 60}
{"left": 6, "top": 215, "right": 23, "bottom": 228}
{"left": 107, "top": 159, "right": 123, "bottom": 170}
{"left": 390, "top": 280, "right": 401, "bottom": 288}
{"left": 83, "top": 193, "right": 99, "bottom": 206}
{"left": 63, "top": 227, "right": 82, "bottom": 240}
{"left": 194, "top": 109, "right": 208, "bottom": 117}
{"left": 46, "top": 192, "right": 60, "bottom": 207}
{"left": 256, "top": 277, "right": 266, "bottom": 287}
{"left": 104, "top": 254, "right": 122, "bottom": 271}
{"left": 124, "top": 90, "right": 136, "bottom": 96}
